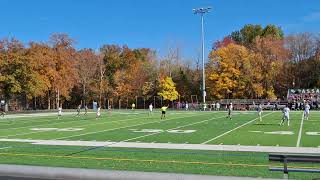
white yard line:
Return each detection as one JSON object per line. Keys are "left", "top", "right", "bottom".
{"left": 296, "top": 112, "right": 305, "bottom": 147}
{"left": 113, "top": 115, "right": 226, "bottom": 144}
{"left": 55, "top": 113, "right": 207, "bottom": 140}
{"left": 1, "top": 138, "right": 319, "bottom": 154}
{"left": 201, "top": 112, "right": 274, "bottom": 144}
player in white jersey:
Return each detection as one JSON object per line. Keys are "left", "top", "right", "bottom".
{"left": 148, "top": 103, "right": 153, "bottom": 116}
{"left": 227, "top": 103, "right": 233, "bottom": 120}
{"left": 108, "top": 105, "right": 112, "bottom": 115}
{"left": 58, "top": 107, "right": 62, "bottom": 119}
{"left": 304, "top": 102, "right": 310, "bottom": 120}
{"left": 185, "top": 102, "right": 189, "bottom": 111}
{"left": 216, "top": 102, "right": 220, "bottom": 111}
{"left": 280, "top": 105, "right": 290, "bottom": 126}
{"left": 96, "top": 107, "right": 101, "bottom": 119}
{"left": 76, "top": 104, "right": 81, "bottom": 117}
{"left": 257, "top": 104, "right": 263, "bottom": 121}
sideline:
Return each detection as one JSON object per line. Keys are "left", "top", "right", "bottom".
{"left": 0, "top": 164, "right": 281, "bottom": 180}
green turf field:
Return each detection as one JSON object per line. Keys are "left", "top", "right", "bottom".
{"left": 0, "top": 110, "right": 319, "bottom": 179}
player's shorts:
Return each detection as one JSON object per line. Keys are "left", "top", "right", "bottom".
{"left": 258, "top": 111, "right": 262, "bottom": 116}
{"left": 228, "top": 110, "right": 232, "bottom": 115}
{"left": 97, "top": 113, "right": 101, "bottom": 117}
{"left": 149, "top": 109, "right": 153, "bottom": 112}
{"left": 162, "top": 111, "right": 166, "bottom": 115}
{"left": 304, "top": 110, "right": 309, "bottom": 115}
{"left": 58, "top": 112, "right": 62, "bottom": 116}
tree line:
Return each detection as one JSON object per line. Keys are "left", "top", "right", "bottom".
{"left": 0, "top": 24, "right": 319, "bottom": 110}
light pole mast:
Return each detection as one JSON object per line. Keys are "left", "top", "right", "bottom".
{"left": 193, "top": 7, "right": 210, "bottom": 107}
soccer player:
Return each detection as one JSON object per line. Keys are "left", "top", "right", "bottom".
{"left": 76, "top": 104, "right": 81, "bottom": 117}
{"left": 0, "top": 104, "right": 6, "bottom": 118}
{"left": 185, "top": 102, "right": 189, "bottom": 111}
{"left": 131, "top": 103, "right": 135, "bottom": 110}
{"left": 148, "top": 103, "right": 153, "bottom": 116}
{"left": 0, "top": 111, "right": 5, "bottom": 118}
{"left": 160, "top": 105, "right": 168, "bottom": 119}
{"left": 304, "top": 102, "right": 310, "bottom": 120}
{"left": 280, "top": 105, "right": 290, "bottom": 126}
{"left": 58, "top": 106, "right": 62, "bottom": 119}
{"left": 84, "top": 105, "right": 88, "bottom": 116}
{"left": 227, "top": 103, "right": 233, "bottom": 120}
{"left": 96, "top": 106, "right": 101, "bottom": 119}
{"left": 216, "top": 102, "right": 220, "bottom": 111}
{"left": 108, "top": 105, "right": 112, "bottom": 115}
{"left": 257, "top": 104, "right": 263, "bottom": 121}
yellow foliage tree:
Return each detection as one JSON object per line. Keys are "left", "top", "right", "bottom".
{"left": 207, "top": 44, "right": 251, "bottom": 99}
{"left": 207, "top": 43, "right": 274, "bottom": 99}
{"left": 158, "top": 77, "right": 179, "bottom": 101}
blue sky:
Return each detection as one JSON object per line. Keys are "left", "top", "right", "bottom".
{"left": 0, "top": 0, "right": 319, "bottom": 60}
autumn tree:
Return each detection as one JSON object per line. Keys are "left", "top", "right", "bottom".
{"left": 158, "top": 77, "right": 179, "bottom": 102}
{"left": 207, "top": 44, "right": 251, "bottom": 99}
{"left": 49, "top": 33, "right": 78, "bottom": 109}
{"left": 253, "top": 36, "right": 289, "bottom": 99}
{"left": 75, "top": 48, "right": 98, "bottom": 106}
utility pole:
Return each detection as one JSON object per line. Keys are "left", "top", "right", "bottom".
{"left": 193, "top": 7, "right": 211, "bottom": 107}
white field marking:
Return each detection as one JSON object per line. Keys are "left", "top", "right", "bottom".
{"left": 5, "top": 111, "right": 146, "bottom": 130}
{"left": 107, "top": 115, "right": 226, "bottom": 145}
{"left": 201, "top": 112, "right": 275, "bottom": 144}
{"left": 249, "top": 131, "right": 262, "bottom": 133}
{"left": 131, "top": 129, "right": 196, "bottom": 134}
{"left": 2, "top": 139, "right": 320, "bottom": 154}
{"left": 2, "top": 111, "right": 137, "bottom": 130}
{"left": 264, "top": 131, "right": 294, "bottom": 135}
{"left": 0, "top": 146, "right": 11, "bottom": 150}
{"left": 0, "top": 115, "right": 153, "bottom": 138}
{"left": 30, "top": 128, "right": 84, "bottom": 132}
{"left": 0, "top": 115, "right": 73, "bottom": 129}
{"left": 306, "top": 132, "right": 320, "bottom": 136}
{"left": 55, "top": 113, "right": 206, "bottom": 140}
{"left": 296, "top": 112, "right": 305, "bottom": 147}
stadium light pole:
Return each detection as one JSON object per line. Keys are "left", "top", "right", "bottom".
{"left": 193, "top": 7, "right": 211, "bottom": 107}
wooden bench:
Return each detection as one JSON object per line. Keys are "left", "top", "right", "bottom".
{"left": 269, "top": 154, "right": 320, "bottom": 179}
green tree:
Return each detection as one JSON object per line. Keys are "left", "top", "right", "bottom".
{"left": 230, "top": 24, "right": 283, "bottom": 48}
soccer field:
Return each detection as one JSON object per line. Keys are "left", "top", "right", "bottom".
{"left": 0, "top": 110, "right": 319, "bottom": 179}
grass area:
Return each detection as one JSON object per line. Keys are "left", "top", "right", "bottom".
{"left": 0, "top": 109, "right": 319, "bottom": 179}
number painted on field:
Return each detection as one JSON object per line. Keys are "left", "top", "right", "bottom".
{"left": 132, "top": 129, "right": 163, "bottom": 133}
{"left": 306, "top": 132, "right": 320, "bottom": 136}
{"left": 167, "top": 130, "right": 196, "bottom": 133}
{"left": 250, "top": 131, "right": 294, "bottom": 135}
{"left": 264, "top": 131, "right": 294, "bottom": 135}
{"left": 30, "top": 128, "right": 83, "bottom": 132}
{"left": 130, "top": 129, "right": 196, "bottom": 134}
